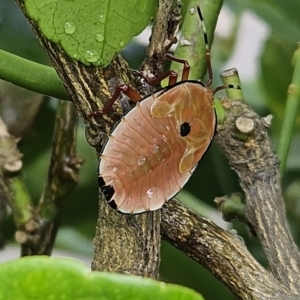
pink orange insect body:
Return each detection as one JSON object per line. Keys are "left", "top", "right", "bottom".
{"left": 94, "top": 6, "right": 232, "bottom": 214}
{"left": 99, "top": 80, "right": 215, "bottom": 213}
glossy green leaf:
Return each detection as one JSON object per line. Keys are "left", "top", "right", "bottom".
{"left": 24, "top": 0, "right": 156, "bottom": 66}
{"left": 0, "top": 256, "right": 204, "bottom": 300}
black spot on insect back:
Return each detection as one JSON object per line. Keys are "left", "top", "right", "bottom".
{"left": 180, "top": 122, "right": 191, "bottom": 137}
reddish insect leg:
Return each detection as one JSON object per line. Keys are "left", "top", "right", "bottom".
{"left": 165, "top": 54, "right": 190, "bottom": 81}
{"left": 139, "top": 54, "right": 190, "bottom": 87}
{"left": 89, "top": 84, "right": 142, "bottom": 116}
{"left": 138, "top": 69, "right": 178, "bottom": 86}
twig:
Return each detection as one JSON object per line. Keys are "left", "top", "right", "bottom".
{"left": 161, "top": 199, "right": 295, "bottom": 299}
{"left": 0, "top": 117, "right": 29, "bottom": 223}
{"left": 20, "top": 100, "right": 82, "bottom": 256}
{"left": 141, "top": 0, "right": 181, "bottom": 76}
{"left": 172, "top": 0, "right": 223, "bottom": 81}
{"left": 0, "top": 49, "right": 68, "bottom": 100}
{"left": 277, "top": 44, "right": 300, "bottom": 175}
{"left": 0, "top": 117, "right": 24, "bottom": 248}
{"left": 215, "top": 98, "right": 300, "bottom": 293}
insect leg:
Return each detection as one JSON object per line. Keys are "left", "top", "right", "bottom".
{"left": 138, "top": 54, "right": 190, "bottom": 87}
{"left": 138, "top": 70, "right": 179, "bottom": 86}
{"left": 165, "top": 54, "right": 190, "bottom": 81}
{"left": 89, "top": 85, "right": 142, "bottom": 116}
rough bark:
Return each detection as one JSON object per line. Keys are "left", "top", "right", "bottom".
{"left": 215, "top": 99, "right": 300, "bottom": 293}
{"left": 161, "top": 199, "right": 294, "bottom": 300}
{"left": 19, "top": 101, "right": 81, "bottom": 256}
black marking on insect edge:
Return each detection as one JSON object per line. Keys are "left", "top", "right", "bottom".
{"left": 180, "top": 122, "right": 191, "bottom": 137}
{"left": 98, "top": 176, "right": 106, "bottom": 187}
{"left": 99, "top": 180, "right": 115, "bottom": 201}
{"left": 107, "top": 199, "right": 118, "bottom": 209}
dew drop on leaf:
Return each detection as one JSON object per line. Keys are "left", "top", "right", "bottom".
{"left": 84, "top": 50, "right": 100, "bottom": 63}
{"left": 24, "top": 0, "right": 157, "bottom": 66}
{"left": 96, "top": 33, "right": 104, "bottom": 42}
{"left": 64, "top": 21, "right": 76, "bottom": 34}
{"left": 99, "top": 14, "right": 105, "bottom": 24}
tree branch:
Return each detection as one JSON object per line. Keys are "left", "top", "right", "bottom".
{"left": 141, "top": 0, "right": 181, "bottom": 76}
{"left": 215, "top": 99, "right": 300, "bottom": 293}
{"left": 161, "top": 199, "right": 294, "bottom": 299}
{"left": 0, "top": 117, "right": 23, "bottom": 248}
{"left": 18, "top": 100, "right": 82, "bottom": 256}
{"left": 160, "top": 98, "right": 300, "bottom": 298}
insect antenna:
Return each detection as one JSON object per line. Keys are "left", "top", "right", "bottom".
{"left": 197, "top": 5, "right": 242, "bottom": 95}
{"left": 196, "top": 5, "right": 213, "bottom": 88}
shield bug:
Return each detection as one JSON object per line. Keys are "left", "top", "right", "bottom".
{"left": 92, "top": 6, "right": 239, "bottom": 214}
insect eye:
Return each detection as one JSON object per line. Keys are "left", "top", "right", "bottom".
{"left": 180, "top": 122, "right": 191, "bottom": 137}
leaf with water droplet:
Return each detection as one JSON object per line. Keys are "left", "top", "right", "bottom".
{"left": 24, "top": 0, "right": 156, "bottom": 66}
{"left": 96, "top": 33, "right": 104, "bottom": 42}
{"left": 64, "top": 22, "right": 76, "bottom": 35}
{"left": 84, "top": 49, "right": 101, "bottom": 63}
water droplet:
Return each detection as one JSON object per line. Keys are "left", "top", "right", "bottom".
{"left": 138, "top": 156, "right": 147, "bottom": 166}
{"left": 96, "top": 33, "right": 104, "bottom": 42}
{"left": 64, "top": 21, "right": 76, "bottom": 34}
{"left": 84, "top": 50, "right": 100, "bottom": 63}
{"left": 138, "top": 156, "right": 150, "bottom": 172}
{"left": 119, "top": 41, "right": 124, "bottom": 47}
{"left": 152, "top": 145, "right": 164, "bottom": 162}
{"left": 99, "top": 14, "right": 105, "bottom": 24}
{"left": 146, "top": 188, "right": 154, "bottom": 198}
{"left": 162, "top": 135, "right": 168, "bottom": 142}
{"left": 152, "top": 145, "right": 159, "bottom": 153}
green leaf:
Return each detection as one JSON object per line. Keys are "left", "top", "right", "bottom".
{"left": 24, "top": 0, "right": 156, "bottom": 66}
{"left": 0, "top": 256, "right": 204, "bottom": 300}
{"left": 260, "top": 33, "right": 294, "bottom": 124}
